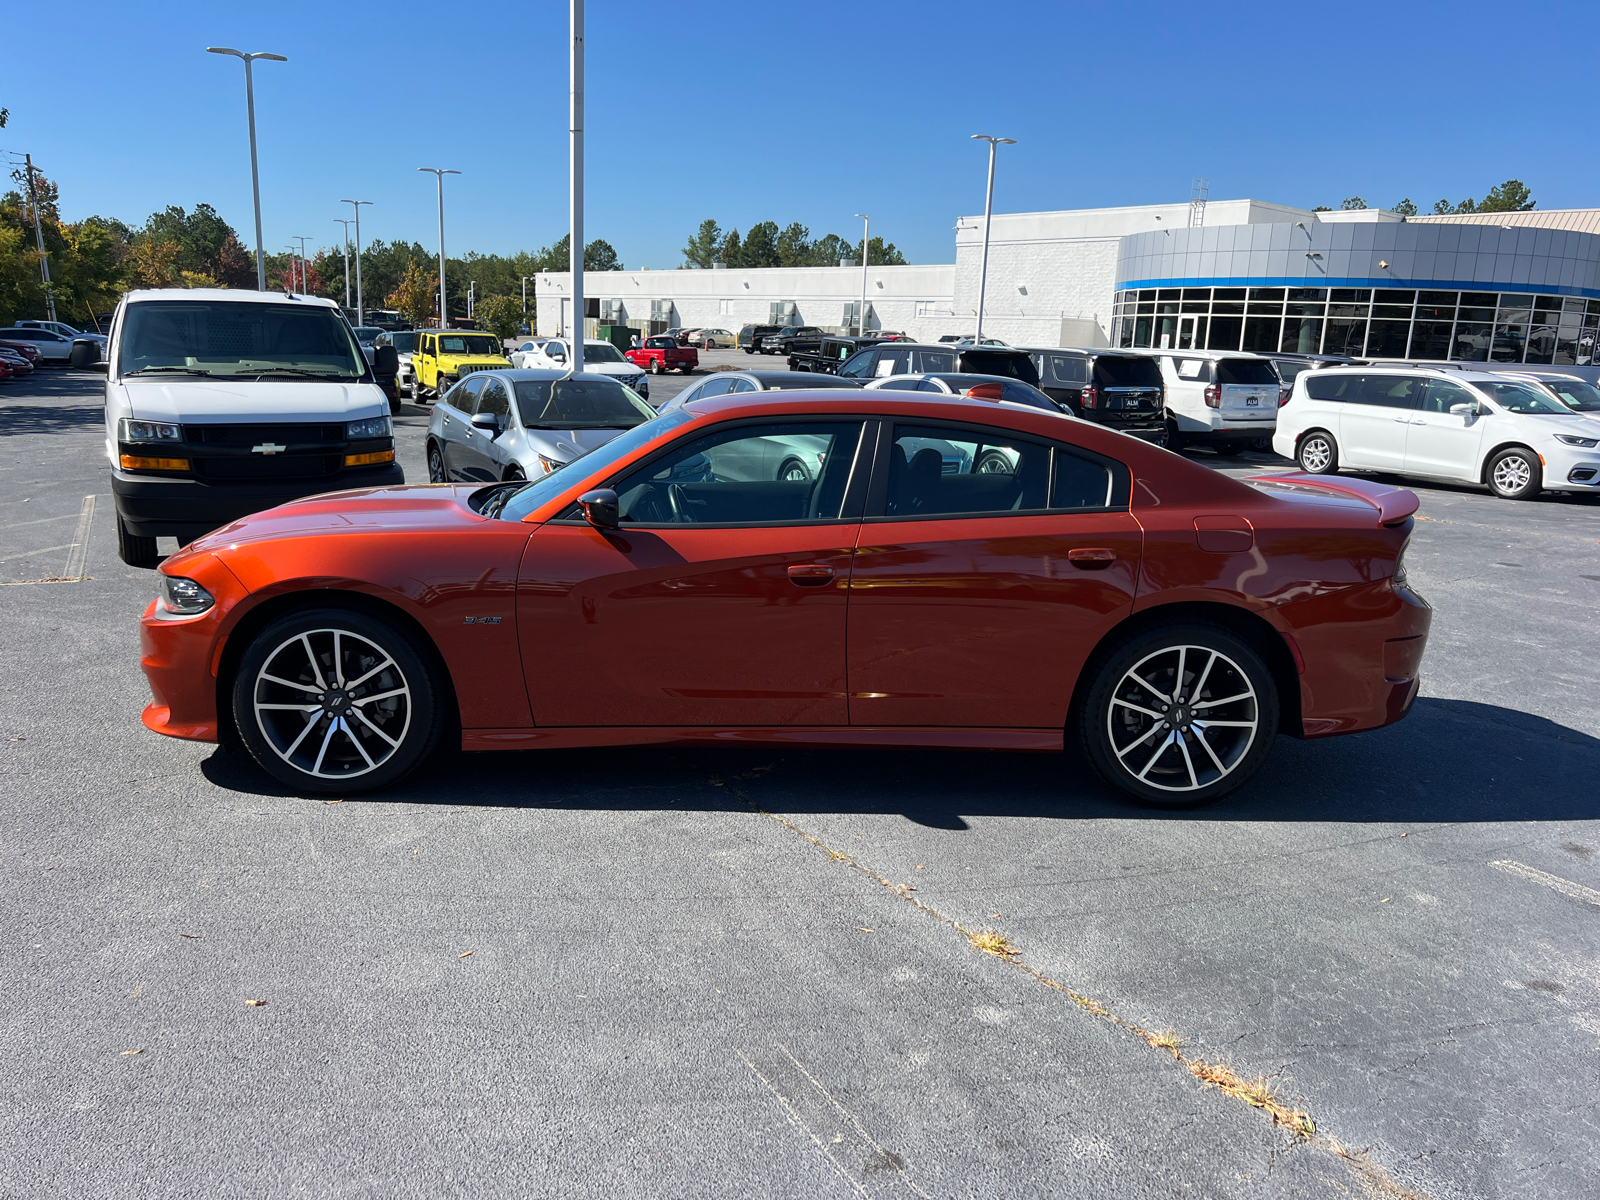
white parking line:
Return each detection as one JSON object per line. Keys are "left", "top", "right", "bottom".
{"left": 61, "top": 495, "right": 95, "bottom": 580}
{"left": 0, "top": 543, "right": 73, "bottom": 565}
{"left": 1489, "top": 860, "right": 1600, "bottom": 907}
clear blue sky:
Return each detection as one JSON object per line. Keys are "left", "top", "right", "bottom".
{"left": 6, "top": 0, "right": 1594, "bottom": 268}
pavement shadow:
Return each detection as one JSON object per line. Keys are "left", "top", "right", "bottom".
{"left": 0, "top": 404, "right": 104, "bottom": 436}
{"left": 198, "top": 696, "right": 1600, "bottom": 827}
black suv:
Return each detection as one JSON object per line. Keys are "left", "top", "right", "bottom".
{"left": 789, "top": 335, "right": 894, "bottom": 374}
{"left": 832, "top": 342, "right": 1042, "bottom": 387}
{"left": 759, "top": 325, "right": 825, "bottom": 355}
{"left": 1024, "top": 347, "right": 1166, "bottom": 443}
{"left": 738, "top": 324, "right": 782, "bottom": 354}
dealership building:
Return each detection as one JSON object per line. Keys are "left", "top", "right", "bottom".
{"left": 537, "top": 202, "right": 1600, "bottom": 366}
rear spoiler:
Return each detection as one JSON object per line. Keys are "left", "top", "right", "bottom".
{"left": 1251, "top": 472, "right": 1421, "bottom": 527}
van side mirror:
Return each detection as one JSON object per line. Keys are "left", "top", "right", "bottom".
{"left": 1448, "top": 402, "right": 1475, "bottom": 417}
{"left": 578, "top": 488, "right": 619, "bottom": 529}
{"left": 373, "top": 345, "right": 398, "bottom": 374}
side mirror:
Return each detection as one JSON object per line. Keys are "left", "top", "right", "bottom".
{"left": 578, "top": 488, "right": 619, "bottom": 529}
{"left": 470, "top": 411, "right": 502, "bottom": 437}
{"left": 90, "top": 360, "right": 109, "bottom": 374}
{"left": 373, "top": 345, "right": 398, "bottom": 375}
{"left": 1448, "top": 402, "right": 1475, "bottom": 417}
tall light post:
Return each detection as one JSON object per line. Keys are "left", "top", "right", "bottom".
{"left": 206, "top": 47, "right": 287, "bottom": 291}
{"left": 854, "top": 213, "right": 870, "bottom": 336}
{"left": 418, "top": 168, "right": 460, "bottom": 328}
{"left": 970, "top": 134, "right": 1015, "bottom": 343}
{"left": 284, "top": 244, "right": 300, "bottom": 293}
{"left": 521, "top": 275, "right": 532, "bottom": 321}
{"left": 568, "top": 0, "right": 585, "bottom": 375}
{"left": 333, "top": 218, "right": 353, "bottom": 309}
{"left": 340, "top": 199, "right": 372, "bottom": 324}
{"left": 292, "top": 236, "right": 311, "bottom": 295}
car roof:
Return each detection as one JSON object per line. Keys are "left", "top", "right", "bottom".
{"left": 1309, "top": 364, "right": 1530, "bottom": 383}
{"left": 738, "top": 371, "right": 860, "bottom": 387}
{"left": 123, "top": 287, "right": 342, "bottom": 308}
{"left": 1148, "top": 348, "right": 1273, "bottom": 360}
{"left": 876, "top": 342, "right": 1030, "bottom": 354}
{"left": 461, "top": 368, "right": 623, "bottom": 382}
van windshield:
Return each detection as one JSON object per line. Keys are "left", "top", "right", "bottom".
{"left": 118, "top": 301, "right": 366, "bottom": 380}
{"left": 1478, "top": 381, "right": 1570, "bottom": 415}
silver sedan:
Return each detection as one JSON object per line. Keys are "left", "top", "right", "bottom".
{"left": 425, "top": 368, "right": 657, "bottom": 484}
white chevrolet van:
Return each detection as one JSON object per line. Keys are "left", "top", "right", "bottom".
{"left": 1150, "top": 349, "right": 1281, "bottom": 452}
{"left": 101, "top": 289, "right": 402, "bottom": 567}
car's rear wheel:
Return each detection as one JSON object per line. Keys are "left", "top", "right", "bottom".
{"left": 975, "top": 450, "right": 1013, "bottom": 474}
{"left": 776, "top": 458, "right": 809, "bottom": 482}
{"left": 503, "top": 463, "right": 526, "bottom": 482}
{"left": 116, "top": 514, "right": 159, "bottom": 569}
{"left": 650, "top": 360, "right": 662, "bottom": 374}
{"left": 1079, "top": 623, "right": 1278, "bottom": 807}
{"left": 427, "top": 442, "right": 446, "bottom": 483}
{"left": 1163, "top": 418, "right": 1186, "bottom": 454}
{"left": 1296, "top": 430, "right": 1339, "bottom": 474}
{"left": 231, "top": 608, "right": 444, "bottom": 795}
{"left": 1487, "top": 446, "right": 1541, "bottom": 500}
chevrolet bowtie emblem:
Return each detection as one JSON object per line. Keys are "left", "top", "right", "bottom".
{"left": 252, "top": 443, "right": 287, "bottom": 455}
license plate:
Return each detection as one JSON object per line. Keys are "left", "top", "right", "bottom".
{"left": 1245, "top": 397, "right": 1259, "bottom": 407}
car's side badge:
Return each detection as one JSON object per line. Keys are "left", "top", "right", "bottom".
{"left": 462, "top": 616, "right": 503, "bottom": 625}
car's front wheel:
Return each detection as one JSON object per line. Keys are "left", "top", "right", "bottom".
{"left": 1487, "top": 446, "right": 1542, "bottom": 500}
{"left": 1079, "top": 623, "right": 1278, "bottom": 807}
{"left": 1297, "top": 430, "right": 1339, "bottom": 474}
{"left": 231, "top": 607, "right": 445, "bottom": 794}
{"left": 427, "top": 442, "right": 446, "bottom": 483}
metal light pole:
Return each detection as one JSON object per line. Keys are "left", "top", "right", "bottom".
{"left": 418, "top": 168, "right": 460, "bottom": 328}
{"left": 333, "top": 218, "right": 353, "bottom": 309}
{"left": 285, "top": 244, "right": 299, "bottom": 293}
{"left": 340, "top": 199, "right": 372, "bottom": 324}
{"left": 468, "top": 281, "right": 475, "bottom": 319}
{"left": 970, "top": 134, "right": 1015, "bottom": 343}
{"left": 23, "top": 155, "right": 55, "bottom": 321}
{"left": 568, "top": 0, "right": 585, "bottom": 376}
{"left": 854, "top": 213, "right": 870, "bottom": 336}
{"left": 521, "top": 275, "right": 531, "bottom": 318}
{"left": 206, "top": 47, "right": 287, "bottom": 291}
{"left": 292, "top": 236, "right": 311, "bottom": 295}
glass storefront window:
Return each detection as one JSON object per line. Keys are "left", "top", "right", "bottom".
{"left": 1281, "top": 318, "right": 1322, "bottom": 354}
{"left": 1248, "top": 287, "right": 1285, "bottom": 301}
{"left": 1461, "top": 292, "right": 1497, "bottom": 307}
{"left": 1564, "top": 297, "right": 1588, "bottom": 312}
{"left": 1207, "top": 316, "right": 1243, "bottom": 350}
{"left": 1375, "top": 289, "right": 1417, "bottom": 305}
{"left": 1155, "top": 315, "right": 1180, "bottom": 348}
{"left": 1137, "top": 302, "right": 1155, "bottom": 315}
{"left": 1418, "top": 291, "right": 1458, "bottom": 306}
{"left": 1241, "top": 316, "right": 1281, "bottom": 352}
{"left": 1365, "top": 320, "right": 1411, "bottom": 358}
{"left": 1410, "top": 321, "right": 1454, "bottom": 360}
{"left": 1451, "top": 323, "right": 1492, "bottom": 361}
{"left": 1157, "top": 299, "right": 1180, "bottom": 314}
{"left": 1489, "top": 323, "right": 1527, "bottom": 362}
{"left": 1457, "top": 307, "right": 1495, "bottom": 323}
{"left": 1535, "top": 295, "right": 1563, "bottom": 310}
{"left": 1372, "top": 304, "right": 1415, "bottom": 320}
{"left": 1213, "top": 288, "right": 1246, "bottom": 301}
{"left": 1286, "top": 302, "right": 1325, "bottom": 317}
{"left": 1328, "top": 303, "right": 1370, "bottom": 320}
{"left": 1211, "top": 301, "right": 1244, "bottom": 315}
{"left": 1330, "top": 289, "right": 1371, "bottom": 303}
{"left": 1415, "top": 303, "right": 1454, "bottom": 321}
{"left": 1138, "top": 290, "right": 1156, "bottom": 302}
{"left": 1525, "top": 322, "right": 1557, "bottom": 364}
{"left": 1157, "top": 289, "right": 1180, "bottom": 301}
{"left": 1247, "top": 301, "right": 1285, "bottom": 315}
{"left": 1324, "top": 319, "right": 1368, "bottom": 357}
{"left": 1119, "top": 319, "right": 1135, "bottom": 349}
{"left": 1182, "top": 288, "right": 1212, "bottom": 301}
{"left": 1287, "top": 288, "right": 1328, "bottom": 302}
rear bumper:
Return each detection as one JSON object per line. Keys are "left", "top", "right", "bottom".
{"left": 1294, "top": 579, "right": 1432, "bottom": 738}
{"left": 112, "top": 463, "right": 405, "bottom": 541}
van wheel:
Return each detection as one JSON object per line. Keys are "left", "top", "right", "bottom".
{"left": 1296, "top": 430, "right": 1339, "bottom": 474}
{"left": 1079, "top": 623, "right": 1279, "bottom": 808}
{"left": 231, "top": 607, "right": 444, "bottom": 795}
{"left": 116, "top": 514, "right": 159, "bottom": 569}
{"left": 1487, "top": 446, "right": 1541, "bottom": 500}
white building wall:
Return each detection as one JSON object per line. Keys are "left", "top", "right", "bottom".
{"left": 534, "top": 263, "right": 957, "bottom": 342}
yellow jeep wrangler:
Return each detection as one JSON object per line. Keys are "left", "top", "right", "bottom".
{"left": 413, "top": 329, "right": 510, "bottom": 400}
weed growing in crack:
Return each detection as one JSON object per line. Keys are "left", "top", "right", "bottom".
{"left": 968, "top": 929, "right": 1019, "bottom": 959}
{"left": 1186, "top": 1059, "right": 1314, "bottom": 1136}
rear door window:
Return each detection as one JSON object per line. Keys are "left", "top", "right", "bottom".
{"left": 445, "top": 375, "right": 484, "bottom": 412}
{"left": 1042, "top": 354, "right": 1089, "bottom": 386}
{"left": 874, "top": 347, "right": 912, "bottom": 376}
{"left": 912, "top": 349, "right": 957, "bottom": 373}
{"left": 476, "top": 377, "right": 511, "bottom": 418}
{"left": 837, "top": 351, "right": 877, "bottom": 379}
{"left": 1356, "top": 375, "right": 1423, "bottom": 408}
{"left": 1174, "top": 358, "right": 1210, "bottom": 381}
{"left": 884, "top": 424, "right": 1051, "bottom": 517}
{"left": 1304, "top": 373, "right": 1361, "bottom": 402}
{"left": 1216, "top": 359, "right": 1279, "bottom": 386}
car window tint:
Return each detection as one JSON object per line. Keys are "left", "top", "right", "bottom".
{"left": 1216, "top": 359, "right": 1279, "bottom": 386}
{"left": 913, "top": 350, "right": 957, "bottom": 373}
{"left": 1421, "top": 379, "right": 1475, "bottom": 414}
{"left": 876, "top": 378, "right": 921, "bottom": 391}
{"left": 1175, "top": 358, "right": 1210, "bottom": 381}
{"left": 915, "top": 378, "right": 948, "bottom": 392}
{"left": 476, "top": 378, "right": 511, "bottom": 417}
{"left": 1544, "top": 379, "right": 1600, "bottom": 411}
{"left": 728, "top": 378, "right": 758, "bottom": 393}
{"left": 514, "top": 378, "right": 655, "bottom": 428}
{"left": 1304, "top": 372, "right": 1361, "bottom": 401}
{"left": 445, "top": 375, "right": 484, "bottom": 410}
{"left": 1045, "top": 354, "right": 1089, "bottom": 385}
{"left": 960, "top": 351, "right": 1037, "bottom": 385}
{"left": 696, "top": 377, "right": 738, "bottom": 399}
{"left": 1093, "top": 355, "right": 1161, "bottom": 387}
{"left": 837, "top": 351, "right": 876, "bottom": 379}
{"left": 875, "top": 348, "right": 912, "bottom": 376}
{"left": 884, "top": 424, "right": 1049, "bottom": 518}
{"left": 1477, "top": 381, "right": 1568, "bottom": 415}
{"left": 613, "top": 421, "right": 865, "bottom": 525}
{"left": 1052, "top": 448, "right": 1115, "bottom": 510}
{"left": 999, "top": 381, "right": 1060, "bottom": 411}
{"left": 1355, "top": 375, "right": 1422, "bottom": 408}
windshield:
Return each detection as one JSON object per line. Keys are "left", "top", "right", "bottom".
{"left": 117, "top": 300, "right": 366, "bottom": 379}
{"left": 513, "top": 377, "right": 657, "bottom": 428}
{"left": 498, "top": 408, "right": 696, "bottom": 521}
{"left": 584, "top": 343, "right": 626, "bottom": 363}
{"left": 439, "top": 334, "right": 502, "bottom": 357}
{"left": 389, "top": 332, "right": 417, "bottom": 353}
{"left": 1479, "top": 381, "right": 1570, "bottom": 415}
{"left": 1538, "top": 378, "right": 1600, "bottom": 412}
{"left": 352, "top": 327, "right": 383, "bottom": 344}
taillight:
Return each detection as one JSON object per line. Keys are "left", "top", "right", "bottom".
{"left": 1278, "top": 386, "right": 1292, "bottom": 408}
{"left": 964, "top": 382, "right": 1004, "bottom": 401}
{"left": 1204, "top": 383, "right": 1221, "bottom": 409}
{"left": 1080, "top": 385, "right": 1099, "bottom": 410}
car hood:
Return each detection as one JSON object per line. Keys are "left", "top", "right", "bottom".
{"left": 572, "top": 362, "right": 643, "bottom": 377}
{"left": 519, "top": 425, "right": 631, "bottom": 461}
{"left": 117, "top": 378, "right": 390, "bottom": 423}
{"left": 186, "top": 484, "right": 491, "bottom": 556}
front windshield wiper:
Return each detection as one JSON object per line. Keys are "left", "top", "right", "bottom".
{"left": 479, "top": 482, "right": 527, "bottom": 520}
{"left": 238, "top": 368, "right": 357, "bottom": 380}
{"left": 523, "top": 421, "right": 636, "bottom": 429}
{"left": 124, "top": 366, "right": 215, "bottom": 377}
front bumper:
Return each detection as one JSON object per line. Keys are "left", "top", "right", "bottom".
{"left": 139, "top": 553, "right": 251, "bottom": 743}
{"left": 112, "top": 463, "right": 406, "bottom": 542}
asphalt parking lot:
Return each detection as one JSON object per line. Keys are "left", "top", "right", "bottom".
{"left": 3, "top": 366, "right": 1598, "bottom": 1199}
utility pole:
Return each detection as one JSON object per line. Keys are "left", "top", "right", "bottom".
{"left": 569, "top": 0, "right": 585, "bottom": 375}
{"left": 341, "top": 199, "right": 372, "bottom": 324}
{"left": 418, "top": 168, "right": 460, "bottom": 328}
{"left": 23, "top": 154, "right": 55, "bottom": 321}
{"left": 970, "top": 134, "right": 1016, "bottom": 343}
{"left": 854, "top": 213, "right": 870, "bottom": 336}
{"left": 468, "top": 281, "right": 475, "bottom": 319}
{"left": 521, "top": 275, "right": 531, "bottom": 319}
{"left": 333, "top": 218, "right": 353, "bottom": 308}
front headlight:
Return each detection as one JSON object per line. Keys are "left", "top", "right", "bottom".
{"left": 118, "top": 418, "right": 181, "bottom": 442}
{"left": 346, "top": 416, "right": 393, "bottom": 439}
{"left": 536, "top": 454, "right": 569, "bottom": 475}
{"left": 158, "top": 574, "right": 214, "bottom": 616}
{"left": 1555, "top": 434, "right": 1599, "bottom": 448}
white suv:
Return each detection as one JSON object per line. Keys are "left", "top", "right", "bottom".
{"left": 103, "top": 289, "right": 402, "bottom": 566}
{"left": 1150, "top": 350, "right": 1281, "bottom": 452}
{"left": 1273, "top": 365, "right": 1600, "bottom": 500}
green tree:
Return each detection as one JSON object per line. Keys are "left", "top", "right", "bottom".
{"left": 388, "top": 259, "right": 437, "bottom": 327}
{"left": 1340, "top": 197, "right": 1368, "bottom": 211}
{"left": 682, "top": 219, "right": 722, "bottom": 268}
{"left": 742, "top": 221, "right": 781, "bottom": 267}
{"left": 811, "top": 232, "right": 852, "bottom": 266}
{"left": 1392, "top": 198, "right": 1418, "bottom": 216}
{"left": 0, "top": 224, "right": 38, "bottom": 325}
{"left": 858, "top": 235, "right": 907, "bottom": 266}
{"left": 776, "top": 222, "right": 812, "bottom": 267}
{"left": 1479, "top": 179, "right": 1535, "bottom": 213}
{"left": 718, "top": 228, "right": 741, "bottom": 266}
{"left": 476, "top": 294, "right": 523, "bottom": 341}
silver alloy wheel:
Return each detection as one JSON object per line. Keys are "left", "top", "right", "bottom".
{"left": 1299, "top": 435, "right": 1332, "bottom": 472}
{"left": 252, "top": 628, "right": 412, "bottom": 780}
{"left": 975, "top": 452, "right": 1013, "bottom": 475}
{"left": 1106, "top": 644, "right": 1259, "bottom": 793}
{"left": 1492, "top": 453, "right": 1533, "bottom": 495}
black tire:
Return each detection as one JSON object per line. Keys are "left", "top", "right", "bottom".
{"left": 1164, "top": 418, "right": 1186, "bottom": 454}
{"left": 1078, "top": 622, "right": 1279, "bottom": 808}
{"left": 388, "top": 391, "right": 401, "bottom": 416}
{"left": 70, "top": 342, "right": 98, "bottom": 369}
{"left": 680, "top": 363, "right": 694, "bottom": 374}
{"left": 650, "top": 359, "right": 662, "bottom": 374}
{"left": 1486, "top": 446, "right": 1542, "bottom": 500}
{"left": 231, "top": 607, "right": 445, "bottom": 795}
{"left": 744, "top": 348, "right": 755, "bottom": 355}
{"left": 974, "top": 450, "right": 1014, "bottom": 474}
{"left": 427, "top": 441, "right": 447, "bottom": 483}
{"left": 776, "top": 457, "right": 809, "bottom": 482}
{"left": 116, "top": 513, "right": 159, "bottom": 569}
{"left": 503, "top": 464, "right": 526, "bottom": 482}
{"left": 1296, "top": 429, "right": 1339, "bottom": 474}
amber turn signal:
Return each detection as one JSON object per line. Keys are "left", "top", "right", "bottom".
{"left": 344, "top": 449, "right": 396, "bottom": 467}
{"left": 120, "top": 454, "right": 190, "bottom": 471}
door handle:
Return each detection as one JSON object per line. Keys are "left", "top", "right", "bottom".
{"left": 1067, "top": 547, "right": 1117, "bottom": 569}
{"left": 787, "top": 564, "right": 835, "bottom": 586}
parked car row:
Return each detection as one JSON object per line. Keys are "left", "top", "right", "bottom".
{"left": 0, "top": 322, "right": 106, "bottom": 367}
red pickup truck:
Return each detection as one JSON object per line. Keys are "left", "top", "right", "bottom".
{"left": 625, "top": 335, "right": 698, "bottom": 375}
